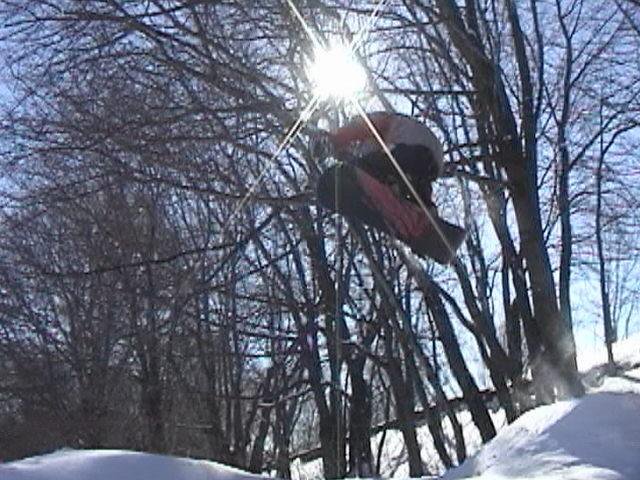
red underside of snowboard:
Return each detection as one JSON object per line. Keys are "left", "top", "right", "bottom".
{"left": 317, "top": 163, "right": 466, "bottom": 265}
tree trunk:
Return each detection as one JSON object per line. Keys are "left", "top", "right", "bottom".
{"left": 406, "top": 349, "right": 453, "bottom": 469}
{"left": 557, "top": 0, "right": 576, "bottom": 338}
{"left": 410, "top": 264, "right": 496, "bottom": 442}
{"left": 384, "top": 336, "right": 424, "bottom": 478}
{"left": 414, "top": 339, "right": 467, "bottom": 463}
{"left": 503, "top": 269, "right": 523, "bottom": 374}
{"left": 141, "top": 271, "right": 165, "bottom": 452}
{"left": 347, "top": 354, "right": 375, "bottom": 477}
{"left": 435, "top": 0, "right": 584, "bottom": 398}
{"left": 141, "top": 371, "right": 165, "bottom": 453}
{"left": 452, "top": 261, "right": 519, "bottom": 421}
{"left": 508, "top": 166, "right": 583, "bottom": 397}
{"left": 274, "top": 399, "right": 293, "bottom": 479}
{"left": 280, "top": 209, "right": 348, "bottom": 478}
{"left": 399, "top": 249, "right": 496, "bottom": 441}
{"left": 248, "top": 369, "right": 274, "bottom": 473}
{"left": 596, "top": 105, "right": 616, "bottom": 368}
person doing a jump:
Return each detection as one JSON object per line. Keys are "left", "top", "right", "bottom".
{"left": 314, "top": 111, "right": 465, "bottom": 264}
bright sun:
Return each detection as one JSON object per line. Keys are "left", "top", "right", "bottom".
{"left": 307, "top": 42, "right": 367, "bottom": 100}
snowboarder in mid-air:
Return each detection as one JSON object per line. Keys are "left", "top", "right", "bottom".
{"left": 312, "top": 111, "right": 466, "bottom": 264}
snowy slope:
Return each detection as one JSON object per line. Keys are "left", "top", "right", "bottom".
{"left": 0, "top": 449, "right": 269, "bottom": 480}
{"left": 289, "top": 335, "right": 640, "bottom": 479}
{"left": 440, "top": 389, "right": 640, "bottom": 479}
{"left": 441, "top": 336, "right": 640, "bottom": 480}
{"left": 577, "top": 332, "right": 640, "bottom": 372}
{"left": 2, "top": 337, "right": 639, "bottom": 480}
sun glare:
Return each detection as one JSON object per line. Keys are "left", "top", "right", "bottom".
{"left": 308, "top": 42, "right": 367, "bottom": 100}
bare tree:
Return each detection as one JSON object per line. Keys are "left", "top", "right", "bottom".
{"left": 3, "top": 1, "right": 640, "bottom": 477}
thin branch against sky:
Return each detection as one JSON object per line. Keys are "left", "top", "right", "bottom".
{"left": 225, "top": 0, "right": 388, "bottom": 229}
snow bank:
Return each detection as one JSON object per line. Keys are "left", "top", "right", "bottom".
{"left": 3, "top": 338, "right": 639, "bottom": 480}
{"left": 0, "top": 449, "right": 269, "bottom": 480}
{"left": 441, "top": 345, "right": 640, "bottom": 480}
{"left": 577, "top": 332, "right": 640, "bottom": 372}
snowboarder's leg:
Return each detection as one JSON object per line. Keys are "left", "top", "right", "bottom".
{"left": 316, "top": 163, "right": 465, "bottom": 264}
{"left": 317, "top": 163, "right": 391, "bottom": 234}
{"left": 389, "top": 144, "right": 440, "bottom": 208}
{"left": 317, "top": 163, "right": 428, "bottom": 240}
{"left": 353, "top": 144, "right": 440, "bottom": 209}
{"left": 318, "top": 163, "right": 437, "bottom": 245}
{"left": 317, "top": 163, "right": 465, "bottom": 264}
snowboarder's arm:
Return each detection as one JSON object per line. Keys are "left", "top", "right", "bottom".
{"left": 329, "top": 112, "right": 393, "bottom": 150}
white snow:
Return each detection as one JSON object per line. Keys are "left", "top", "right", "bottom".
{"left": 2, "top": 336, "right": 639, "bottom": 480}
{"left": 0, "top": 449, "right": 269, "bottom": 480}
{"left": 577, "top": 332, "right": 640, "bottom": 372}
{"left": 440, "top": 389, "right": 640, "bottom": 479}
{"left": 440, "top": 335, "right": 640, "bottom": 480}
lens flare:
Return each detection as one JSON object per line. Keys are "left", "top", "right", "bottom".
{"left": 307, "top": 42, "right": 367, "bottom": 100}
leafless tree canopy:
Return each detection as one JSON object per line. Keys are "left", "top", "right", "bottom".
{"left": 1, "top": 1, "right": 639, "bottom": 477}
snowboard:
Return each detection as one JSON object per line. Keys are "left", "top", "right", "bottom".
{"left": 317, "top": 163, "right": 466, "bottom": 265}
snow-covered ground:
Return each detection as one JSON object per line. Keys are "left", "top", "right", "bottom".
{"left": 442, "top": 333, "right": 640, "bottom": 480}
{"left": 1, "top": 335, "right": 639, "bottom": 480}
{"left": 577, "top": 332, "right": 640, "bottom": 372}
{"left": 441, "top": 373, "right": 640, "bottom": 479}
{"left": 0, "top": 449, "right": 271, "bottom": 480}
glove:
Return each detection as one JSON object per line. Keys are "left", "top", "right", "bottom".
{"left": 309, "top": 130, "right": 334, "bottom": 160}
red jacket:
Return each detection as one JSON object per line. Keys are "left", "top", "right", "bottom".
{"left": 329, "top": 112, "right": 444, "bottom": 175}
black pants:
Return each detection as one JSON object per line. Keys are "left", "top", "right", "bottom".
{"left": 354, "top": 144, "right": 439, "bottom": 207}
